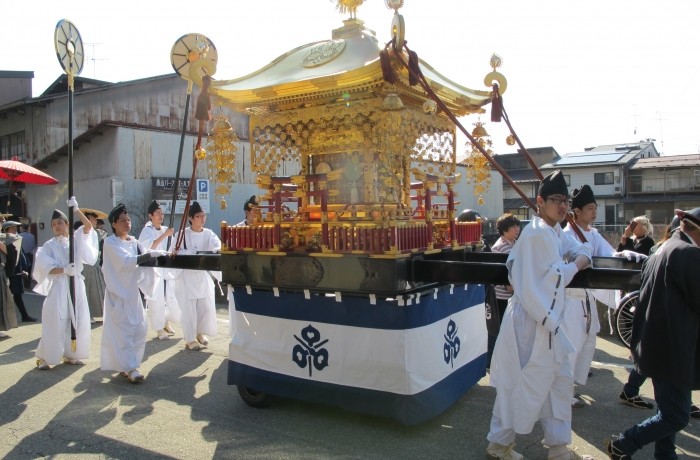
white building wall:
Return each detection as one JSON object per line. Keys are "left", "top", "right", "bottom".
{"left": 451, "top": 166, "right": 503, "bottom": 219}
{"left": 562, "top": 166, "right": 623, "bottom": 197}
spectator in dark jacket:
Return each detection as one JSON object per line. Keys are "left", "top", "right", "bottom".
{"left": 2, "top": 221, "right": 34, "bottom": 322}
{"left": 606, "top": 207, "right": 700, "bottom": 459}
{"left": 617, "top": 215, "right": 654, "bottom": 256}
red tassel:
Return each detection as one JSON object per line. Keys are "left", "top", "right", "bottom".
{"left": 490, "top": 83, "right": 502, "bottom": 123}
{"left": 194, "top": 76, "right": 212, "bottom": 122}
{"left": 408, "top": 50, "right": 420, "bottom": 86}
{"left": 380, "top": 49, "right": 398, "bottom": 84}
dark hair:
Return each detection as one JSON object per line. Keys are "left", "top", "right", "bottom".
{"left": 496, "top": 213, "right": 520, "bottom": 236}
{"left": 244, "top": 195, "right": 258, "bottom": 212}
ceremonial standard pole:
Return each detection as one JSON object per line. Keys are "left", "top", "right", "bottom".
{"left": 54, "top": 19, "right": 85, "bottom": 351}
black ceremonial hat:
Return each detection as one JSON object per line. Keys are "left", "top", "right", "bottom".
{"left": 188, "top": 201, "right": 203, "bottom": 218}
{"left": 675, "top": 207, "right": 700, "bottom": 228}
{"left": 108, "top": 203, "right": 127, "bottom": 224}
{"left": 147, "top": 200, "right": 161, "bottom": 215}
{"left": 52, "top": 209, "right": 68, "bottom": 222}
{"left": 571, "top": 184, "right": 596, "bottom": 210}
{"left": 243, "top": 195, "right": 258, "bottom": 212}
{"left": 538, "top": 170, "right": 569, "bottom": 198}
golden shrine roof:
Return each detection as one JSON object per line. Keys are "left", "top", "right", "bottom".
{"left": 210, "top": 19, "right": 495, "bottom": 116}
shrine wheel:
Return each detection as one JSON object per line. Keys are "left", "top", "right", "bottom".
{"left": 238, "top": 386, "right": 272, "bottom": 408}
{"left": 614, "top": 290, "right": 638, "bottom": 348}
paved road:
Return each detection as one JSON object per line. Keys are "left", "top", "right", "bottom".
{"left": 1, "top": 292, "right": 698, "bottom": 459}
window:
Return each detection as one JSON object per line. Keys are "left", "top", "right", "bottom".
{"left": 594, "top": 172, "right": 614, "bottom": 185}
{"left": 0, "top": 131, "right": 26, "bottom": 161}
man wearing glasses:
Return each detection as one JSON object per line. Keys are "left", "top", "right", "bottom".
{"left": 486, "top": 170, "right": 593, "bottom": 460}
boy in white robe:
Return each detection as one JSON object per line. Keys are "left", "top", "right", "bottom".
{"left": 34, "top": 198, "right": 99, "bottom": 369}
{"left": 170, "top": 201, "right": 221, "bottom": 351}
{"left": 561, "top": 185, "right": 617, "bottom": 405}
{"left": 486, "top": 171, "right": 593, "bottom": 460}
{"left": 100, "top": 204, "right": 163, "bottom": 383}
{"left": 138, "top": 200, "right": 179, "bottom": 340}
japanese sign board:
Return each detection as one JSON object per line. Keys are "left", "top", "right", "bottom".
{"left": 152, "top": 177, "right": 210, "bottom": 214}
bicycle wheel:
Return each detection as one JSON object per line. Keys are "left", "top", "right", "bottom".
{"left": 615, "top": 290, "right": 638, "bottom": 348}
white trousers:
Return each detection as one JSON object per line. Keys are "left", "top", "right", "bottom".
{"left": 180, "top": 297, "right": 217, "bottom": 343}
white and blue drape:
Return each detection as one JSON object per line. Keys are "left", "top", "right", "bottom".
{"left": 228, "top": 283, "right": 487, "bottom": 424}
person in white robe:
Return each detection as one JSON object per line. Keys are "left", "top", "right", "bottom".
{"left": 169, "top": 201, "right": 221, "bottom": 351}
{"left": 561, "top": 185, "right": 617, "bottom": 406}
{"left": 486, "top": 171, "right": 593, "bottom": 460}
{"left": 100, "top": 203, "right": 163, "bottom": 383}
{"left": 34, "top": 198, "right": 99, "bottom": 369}
{"left": 80, "top": 209, "right": 107, "bottom": 323}
{"left": 138, "top": 200, "right": 179, "bottom": 340}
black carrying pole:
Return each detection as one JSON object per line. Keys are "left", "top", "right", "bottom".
{"left": 168, "top": 81, "right": 193, "bottom": 231}
{"left": 67, "top": 73, "right": 77, "bottom": 351}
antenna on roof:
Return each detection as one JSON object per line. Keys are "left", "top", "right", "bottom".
{"left": 84, "top": 42, "right": 107, "bottom": 79}
{"left": 656, "top": 111, "right": 666, "bottom": 154}
{"left": 633, "top": 104, "right": 637, "bottom": 135}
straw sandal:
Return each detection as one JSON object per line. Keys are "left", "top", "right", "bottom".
{"left": 186, "top": 341, "right": 204, "bottom": 351}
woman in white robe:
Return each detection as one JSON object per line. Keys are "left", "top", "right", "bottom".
{"left": 169, "top": 201, "right": 221, "bottom": 351}
{"left": 138, "top": 200, "right": 179, "bottom": 340}
{"left": 100, "top": 204, "right": 161, "bottom": 383}
{"left": 34, "top": 200, "right": 98, "bottom": 369}
{"left": 486, "top": 171, "right": 593, "bottom": 460}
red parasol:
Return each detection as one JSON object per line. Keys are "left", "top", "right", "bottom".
{"left": 0, "top": 156, "right": 58, "bottom": 213}
{"left": 0, "top": 156, "right": 58, "bottom": 185}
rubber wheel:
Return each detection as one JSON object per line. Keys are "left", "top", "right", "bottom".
{"left": 615, "top": 291, "right": 638, "bottom": 348}
{"left": 237, "top": 386, "right": 271, "bottom": 408}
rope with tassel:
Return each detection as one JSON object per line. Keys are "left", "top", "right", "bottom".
{"left": 383, "top": 41, "right": 587, "bottom": 243}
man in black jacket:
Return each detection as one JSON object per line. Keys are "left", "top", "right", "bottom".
{"left": 3, "top": 221, "right": 35, "bottom": 322}
{"left": 605, "top": 207, "right": 700, "bottom": 460}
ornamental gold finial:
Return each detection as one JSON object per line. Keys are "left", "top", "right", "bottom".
{"left": 334, "top": 0, "right": 365, "bottom": 19}
{"left": 484, "top": 53, "right": 507, "bottom": 94}
{"left": 384, "top": 0, "right": 404, "bottom": 12}
{"left": 489, "top": 53, "right": 503, "bottom": 71}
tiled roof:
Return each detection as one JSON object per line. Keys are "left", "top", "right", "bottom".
{"left": 506, "top": 170, "right": 540, "bottom": 182}
{"left": 503, "top": 198, "right": 532, "bottom": 209}
{"left": 629, "top": 154, "right": 700, "bottom": 170}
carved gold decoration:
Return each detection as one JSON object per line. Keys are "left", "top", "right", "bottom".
{"left": 334, "top": 0, "right": 365, "bottom": 19}
{"left": 248, "top": 95, "right": 455, "bottom": 209}
{"left": 301, "top": 40, "right": 346, "bottom": 68}
{"left": 204, "top": 114, "right": 239, "bottom": 208}
{"left": 464, "top": 121, "right": 492, "bottom": 206}
{"left": 423, "top": 99, "right": 437, "bottom": 115}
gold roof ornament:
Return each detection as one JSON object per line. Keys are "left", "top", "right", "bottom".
{"left": 204, "top": 114, "right": 239, "bottom": 209}
{"left": 198, "top": 4, "right": 505, "bottom": 254}
{"left": 334, "top": 0, "right": 366, "bottom": 19}
{"left": 465, "top": 121, "right": 493, "bottom": 206}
